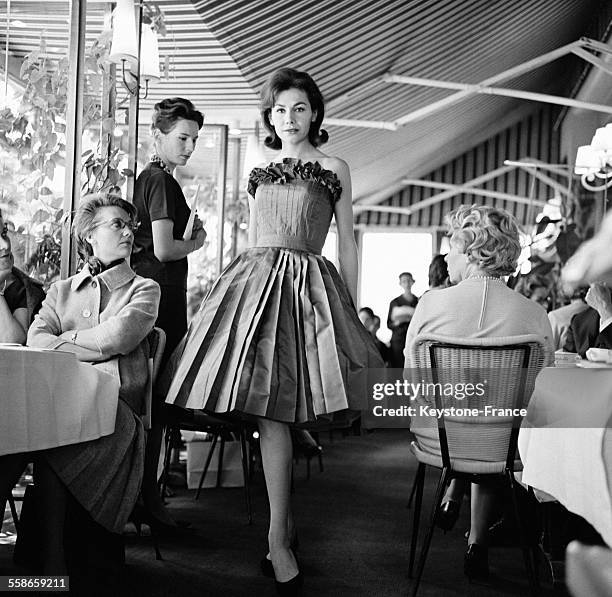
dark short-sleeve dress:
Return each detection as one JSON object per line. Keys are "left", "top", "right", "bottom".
{"left": 132, "top": 161, "right": 191, "bottom": 360}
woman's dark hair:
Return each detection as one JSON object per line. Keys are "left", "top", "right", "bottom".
{"left": 260, "top": 68, "right": 328, "bottom": 149}
{"left": 428, "top": 254, "right": 449, "bottom": 288}
{"left": 73, "top": 193, "right": 138, "bottom": 260}
{"left": 151, "top": 97, "right": 204, "bottom": 133}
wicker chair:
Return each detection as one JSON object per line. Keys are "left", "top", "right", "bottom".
{"left": 406, "top": 333, "right": 547, "bottom": 597}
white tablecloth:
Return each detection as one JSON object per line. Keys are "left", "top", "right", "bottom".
{"left": 0, "top": 345, "right": 119, "bottom": 456}
{"left": 518, "top": 366, "right": 612, "bottom": 547}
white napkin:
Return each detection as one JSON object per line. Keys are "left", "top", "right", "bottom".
{"left": 586, "top": 348, "right": 612, "bottom": 363}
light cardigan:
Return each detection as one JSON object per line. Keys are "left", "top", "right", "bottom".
{"left": 404, "top": 277, "right": 555, "bottom": 367}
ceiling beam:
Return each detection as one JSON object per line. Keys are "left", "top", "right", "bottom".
{"left": 352, "top": 158, "right": 569, "bottom": 219}
{"left": 316, "top": 38, "right": 612, "bottom": 130}
{"left": 391, "top": 39, "right": 586, "bottom": 126}
{"left": 384, "top": 74, "right": 612, "bottom": 116}
{"left": 353, "top": 183, "right": 546, "bottom": 215}
{"left": 506, "top": 157, "right": 573, "bottom": 199}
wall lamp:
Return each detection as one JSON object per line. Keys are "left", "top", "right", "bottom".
{"left": 575, "top": 123, "right": 612, "bottom": 192}
{"left": 108, "top": 0, "right": 160, "bottom": 100}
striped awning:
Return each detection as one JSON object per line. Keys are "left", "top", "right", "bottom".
{"left": 190, "top": 0, "right": 607, "bottom": 203}
{"left": 1, "top": 0, "right": 609, "bottom": 211}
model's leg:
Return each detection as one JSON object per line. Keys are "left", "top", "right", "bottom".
{"left": 258, "top": 418, "right": 299, "bottom": 582}
{"left": 35, "top": 458, "right": 68, "bottom": 574}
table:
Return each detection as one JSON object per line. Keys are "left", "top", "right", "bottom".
{"left": 0, "top": 345, "right": 120, "bottom": 456}
{"left": 518, "top": 365, "right": 612, "bottom": 547}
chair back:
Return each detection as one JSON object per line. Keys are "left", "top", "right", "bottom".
{"left": 408, "top": 333, "right": 547, "bottom": 470}
{"left": 142, "top": 327, "right": 166, "bottom": 430}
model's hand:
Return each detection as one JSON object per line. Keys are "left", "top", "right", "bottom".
{"left": 586, "top": 283, "right": 612, "bottom": 319}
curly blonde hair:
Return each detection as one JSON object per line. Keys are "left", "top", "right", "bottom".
{"left": 446, "top": 205, "right": 521, "bottom": 276}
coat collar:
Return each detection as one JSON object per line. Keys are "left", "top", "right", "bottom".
{"left": 71, "top": 260, "right": 136, "bottom": 291}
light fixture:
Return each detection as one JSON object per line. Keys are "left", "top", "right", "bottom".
{"left": 108, "top": 0, "right": 160, "bottom": 100}
{"left": 140, "top": 23, "right": 160, "bottom": 84}
{"left": 109, "top": 0, "right": 138, "bottom": 65}
{"left": 574, "top": 123, "right": 612, "bottom": 192}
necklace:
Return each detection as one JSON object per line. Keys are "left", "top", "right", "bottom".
{"left": 150, "top": 154, "right": 172, "bottom": 175}
{"left": 465, "top": 275, "right": 505, "bottom": 282}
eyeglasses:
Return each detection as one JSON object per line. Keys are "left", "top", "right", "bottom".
{"left": 91, "top": 218, "right": 140, "bottom": 233}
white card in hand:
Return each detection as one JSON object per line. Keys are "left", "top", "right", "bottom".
{"left": 182, "top": 184, "right": 200, "bottom": 241}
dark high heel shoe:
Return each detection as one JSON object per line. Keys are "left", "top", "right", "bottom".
{"left": 464, "top": 543, "right": 489, "bottom": 581}
{"left": 260, "top": 535, "right": 300, "bottom": 578}
{"left": 275, "top": 571, "right": 303, "bottom": 596}
{"left": 131, "top": 504, "right": 193, "bottom": 538}
{"left": 435, "top": 500, "right": 460, "bottom": 532}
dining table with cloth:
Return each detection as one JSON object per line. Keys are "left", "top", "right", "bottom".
{"left": 518, "top": 363, "right": 612, "bottom": 547}
{"left": 0, "top": 344, "right": 119, "bottom": 457}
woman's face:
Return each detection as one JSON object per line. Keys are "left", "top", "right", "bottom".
{"left": 154, "top": 118, "right": 200, "bottom": 170}
{"left": 86, "top": 206, "right": 136, "bottom": 265}
{"left": 445, "top": 234, "right": 469, "bottom": 284}
{"left": 0, "top": 231, "right": 13, "bottom": 273}
{"left": 270, "top": 88, "right": 316, "bottom": 146}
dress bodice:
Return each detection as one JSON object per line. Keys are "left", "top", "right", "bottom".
{"left": 248, "top": 158, "right": 342, "bottom": 255}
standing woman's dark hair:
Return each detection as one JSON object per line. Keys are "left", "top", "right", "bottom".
{"left": 150, "top": 97, "right": 204, "bottom": 134}
{"left": 131, "top": 96, "right": 206, "bottom": 527}
{"left": 260, "top": 68, "right": 328, "bottom": 149}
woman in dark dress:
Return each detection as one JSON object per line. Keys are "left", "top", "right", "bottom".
{"left": 132, "top": 97, "right": 206, "bottom": 362}
{"left": 131, "top": 97, "right": 206, "bottom": 525}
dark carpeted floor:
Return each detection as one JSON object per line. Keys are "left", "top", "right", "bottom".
{"left": 1, "top": 429, "right": 565, "bottom": 597}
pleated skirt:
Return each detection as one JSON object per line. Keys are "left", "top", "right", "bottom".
{"left": 164, "top": 247, "right": 385, "bottom": 424}
{"left": 43, "top": 399, "right": 145, "bottom": 534}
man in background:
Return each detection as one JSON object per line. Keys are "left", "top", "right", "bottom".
{"left": 387, "top": 272, "right": 418, "bottom": 368}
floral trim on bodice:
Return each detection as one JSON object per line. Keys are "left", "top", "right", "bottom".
{"left": 248, "top": 158, "right": 342, "bottom": 203}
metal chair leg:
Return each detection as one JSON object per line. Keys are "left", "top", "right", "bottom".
{"left": 507, "top": 469, "right": 540, "bottom": 597}
{"left": 410, "top": 466, "right": 450, "bottom": 597}
{"left": 216, "top": 436, "right": 226, "bottom": 488}
{"left": 408, "top": 462, "right": 426, "bottom": 577}
{"left": 159, "top": 426, "right": 175, "bottom": 499}
{"left": 407, "top": 469, "right": 418, "bottom": 509}
{"left": 8, "top": 494, "right": 19, "bottom": 531}
{"left": 195, "top": 434, "right": 219, "bottom": 500}
{"left": 239, "top": 428, "right": 253, "bottom": 525}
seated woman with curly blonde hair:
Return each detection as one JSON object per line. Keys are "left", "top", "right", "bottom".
{"left": 404, "top": 204, "right": 554, "bottom": 579}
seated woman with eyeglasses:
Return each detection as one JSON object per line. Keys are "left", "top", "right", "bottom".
{"left": 0, "top": 212, "right": 39, "bottom": 344}
{"left": 22, "top": 193, "right": 160, "bottom": 573}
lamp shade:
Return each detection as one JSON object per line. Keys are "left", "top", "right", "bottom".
{"left": 109, "top": 0, "right": 138, "bottom": 65}
{"left": 590, "top": 125, "right": 612, "bottom": 152}
{"left": 575, "top": 145, "right": 604, "bottom": 175}
{"left": 140, "top": 24, "right": 160, "bottom": 81}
